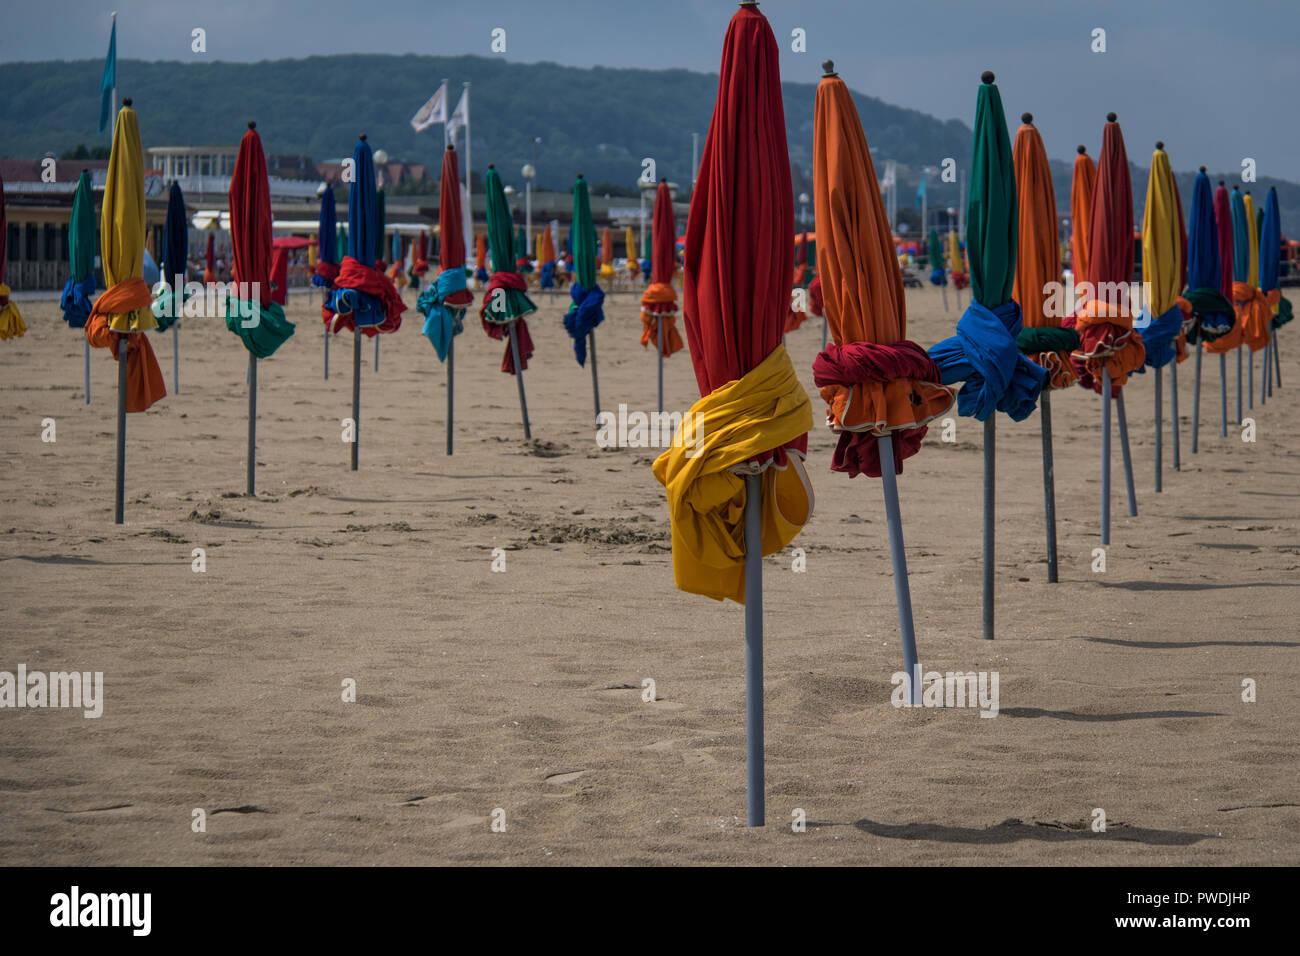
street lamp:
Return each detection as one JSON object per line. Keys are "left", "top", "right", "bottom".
{"left": 372, "top": 148, "right": 388, "bottom": 188}
{"left": 798, "top": 192, "right": 810, "bottom": 229}
{"left": 522, "top": 162, "right": 536, "bottom": 246}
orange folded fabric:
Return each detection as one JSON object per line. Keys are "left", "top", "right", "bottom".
{"left": 85, "top": 277, "right": 167, "bottom": 412}
{"left": 1233, "top": 280, "right": 1272, "bottom": 352}
{"left": 639, "top": 281, "right": 684, "bottom": 357}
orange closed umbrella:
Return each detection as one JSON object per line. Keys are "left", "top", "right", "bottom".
{"left": 810, "top": 60, "right": 955, "bottom": 700}
{"left": 640, "top": 180, "right": 685, "bottom": 412}
{"left": 1070, "top": 146, "right": 1095, "bottom": 289}
{"left": 1012, "top": 113, "right": 1080, "bottom": 583}
{"left": 599, "top": 226, "right": 615, "bottom": 279}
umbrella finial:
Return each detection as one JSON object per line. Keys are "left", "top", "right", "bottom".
{"left": 1219, "top": 180, "right": 1226, "bottom": 186}
{"left": 981, "top": 71, "right": 995, "bottom": 84}
{"left": 248, "top": 121, "right": 256, "bottom": 130}
{"left": 1077, "top": 145, "right": 1087, "bottom": 154}
{"left": 360, "top": 133, "right": 367, "bottom": 141}
{"left": 1106, "top": 112, "right": 1117, "bottom": 122}
{"left": 1155, "top": 141, "right": 1163, "bottom": 149}
{"left": 122, "top": 98, "right": 132, "bottom": 107}
{"left": 488, "top": 163, "right": 494, "bottom": 170}
{"left": 1021, "top": 112, "right": 1033, "bottom": 124}
{"left": 822, "top": 60, "right": 836, "bottom": 76}
{"left": 1200, "top": 166, "right": 1207, "bottom": 173}
{"left": 446, "top": 143, "right": 455, "bottom": 151}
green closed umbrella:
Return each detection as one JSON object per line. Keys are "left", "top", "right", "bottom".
{"left": 926, "top": 71, "right": 1046, "bottom": 640}
{"left": 564, "top": 174, "right": 606, "bottom": 421}
{"left": 482, "top": 165, "right": 537, "bottom": 437}
{"left": 62, "top": 170, "right": 98, "bottom": 403}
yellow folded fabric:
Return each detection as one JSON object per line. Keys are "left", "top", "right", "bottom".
{"left": 652, "top": 344, "right": 814, "bottom": 603}
{"left": 0, "top": 285, "right": 26, "bottom": 340}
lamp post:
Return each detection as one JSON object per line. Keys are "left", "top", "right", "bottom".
{"left": 639, "top": 176, "right": 657, "bottom": 261}
{"left": 798, "top": 192, "right": 810, "bottom": 229}
{"left": 522, "top": 163, "right": 536, "bottom": 245}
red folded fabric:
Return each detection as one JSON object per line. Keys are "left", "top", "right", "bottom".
{"left": 812, "top": 340, "right": 943, "bottom": 477}
{"left": 315, "top": 261, "right": 340, "bottom": 283}
{"left": 481, "top": 316, "right": 534, "bottom": 373}
{"left": 324, "top": 255, "right": 406, "bottom": 335}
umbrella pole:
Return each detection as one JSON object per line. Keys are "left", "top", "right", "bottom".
{"left": 114, "top": 337, "right": 128, "bottom": 525}
{"left": 941, "top": 285, "right": 949, "bottom": 312}
{"left": 374, "top": 335, "right": 380, "bottom": 373}
{"left": 1192, "top": 343, "right": 1201, "bottom": 453}
{"left": 324, "top": 324, "right": 329, "bottom": 381}
{"left": 446, "top": 336, "right": 455, "bottom": 456}
{"left": 742, "top": 471, "right": 765, "bottom": 827}
{"left": 352, "top": 328, "right": 361, "bottom": 471}
{"left": 1236, "top": 347, "right": 1242, "bottom": 422}
{"left": 1040, "top": 389, "right": 1058, "bottom": 583}
{"left": 84, "top": 340, "right": 91, "bottom": 404}
{"left": 821, "top": 315, "right": 827, "bottom": 351}
{"left": 1101, "top": 367, "right": 1111, "bottom": 546}
{"left": 878, "top": 434, "right": 922, "bottom": 702}
{"left": 1171, "top": 359, "right": 1181, "bottom": 471}
{"left": 1260, "top": 346, "right": 1268, "bottom": 405}
{"left": 1248, "top": 349, "right": 1254, "bottom": 410}
{"left": 1117, "top": 390, "right": 1137, "bottom": 517}
{"left": 1219, "top": 353, "right": 1228, "bottom": 437}
{"left": 657, "top": 320, "right": 664, "bottom": 416}
{"left": 589, "top": 331, "right": 601, "bottom": 424}
{"left": 508, "top": 321, "right": 531, "bottom": 440}
{"left": 173, "top": 324, "right": 180, "bottom": 393}
{"left": 982, "top": 417, "right": 995, "bottom": 641}
{"left": 1272, "top": 328, "right": 1281, "bottom": 387}
{"left": 1154, "top": 366, "right": 1163, "bottom": 493}
{"left": 247, "top": 354, "right": 257, "bottom": 496}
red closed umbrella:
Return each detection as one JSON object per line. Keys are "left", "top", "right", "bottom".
{"left": 640, "top": 180, "right": 685, "bottom": 412}
{"left": 651, "top": 0, "right": 813, "bottom": 827}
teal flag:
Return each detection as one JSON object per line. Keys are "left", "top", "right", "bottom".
{"left": 98, "top": 20, "right": 117, "bottom": 134}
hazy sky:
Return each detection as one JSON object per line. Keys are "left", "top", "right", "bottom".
{"left": 4, "top": 0, "right": 1297, "bottom": 179}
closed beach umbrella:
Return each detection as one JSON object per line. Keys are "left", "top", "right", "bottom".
{"left": 151, "top": 180, "right": 189, "bottom": 393}
{"left": 409, "top": 230, "right": 429, "bottom": 290}
{"left": 538, "top": 227, "right": 557, "bottom": 290}
{"left": 481, "top": 165, "right": 537, "bottom": 437}
{"left": 810, "top": 60, "right": 955, "bottom": 694}
{"left": 226, "top": 123, "right": 296, "bottom": 495}
{"left": 928, "top": 72, "right": 1047, "bottom": 640}
{"left": 1184, "top": 170, "right": 1235, "bottom": 449}
{"left": 1140, "top": 142, "right": 1186, "bottom": 492}
{"left": 474, "top": 233, "right": 488, "bottom": 284}
{"left": 1073, "top": 112, "right": 1145, "bottom": 541}
{"left": 325, "top": 135, "right": 406, "bottom": 470}
{"left": 417, "top": 144, "right": 474, "bottom": 454}
{"left": 204, "top": 230, "right": 215, "bottom": 284}
{"left": 83, "top": 99, "right": 167, "bottom": 523}
{"left": 1070, "top": 145, "right": 1095, "bottom": 285}
{"left": 1230, "top": 189, "right": 1272, "bottom": 404}
{"left": 641, "top": 179, "right": 685, "bottom": 413}
{"left": 61, "top": 170, "right": 96, "bottom": 401}
{"left": 313, "top": 189, "right": 339, "bottom": 289}
{"left": 0, "top": 176, "right": 25, "bottom": 341}
{"left": 1012, "top": 113, "right": 1079, "bottom": 583}
{"left": 598, "top": 226, "right": 616, "bottom": 280}
{"left": 565, "top": 174, "right": 607, "bottom": 421}
{"left": 651, "top": 2, "right": 813, "bottom": 826}
{"left": 61, "top": 171, "right": 97, "bottom": 331}
{"left": 1260, "top": 187, "right": 1290, "bottom": 391}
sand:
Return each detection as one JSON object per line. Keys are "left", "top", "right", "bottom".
{"left": 1, "top": 284, "right": 1296, "bottom": 865}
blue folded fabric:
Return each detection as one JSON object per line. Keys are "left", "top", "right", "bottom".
{"left": 474, "top": 266, "right": 489, "bottom": 283}
{"left": 310, "top": 271, "right": 333, "bottom": 289}
{"left": 417, "top": 267, "right": 468, "bottom": 362}
{"left": 540, "top": 261, "right": 556, "bottom": 289}
{"left": 1139, "top": 303, "right": 1184, "bottom": 370}
{"left": 60, "top": 275, "right": 96, "bottom": 329}
{"left": 326, "top": 286, "right": 386, "bottom": 327}
{"left": 928, "top": 299, "right": 1047, "bottom": 422}
{"left": 564, "top": 282, "right": 605, "bottom": 366}
{"left": 929, "top": 267, "right": 947, "bottom": 286}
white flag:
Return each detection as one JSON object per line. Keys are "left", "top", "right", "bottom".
{"left": 445, "top": 86, "right": 469, "bottom": 145}
{"left": 410, "top": 81, "right": 448, "bottom": 133}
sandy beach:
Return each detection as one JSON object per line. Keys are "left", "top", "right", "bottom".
{"left": 1, "top": 284, "right": 1296, "bottom": 865}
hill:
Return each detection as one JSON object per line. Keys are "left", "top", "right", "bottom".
{"left": 2, "top": 54, "right": 1296, "bottom": 236}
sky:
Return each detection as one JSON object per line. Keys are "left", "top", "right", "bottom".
{"left": 4, "top": 0, "right": 1298, "bottom": 180}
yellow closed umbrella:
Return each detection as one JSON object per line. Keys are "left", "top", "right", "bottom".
{"left": 1243, "top": 191, "right": 1259, "bottom": 290}
{"left": 83, "top": 99, "right": 167, "bottom": 522}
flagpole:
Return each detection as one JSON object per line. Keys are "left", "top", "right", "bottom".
{"left": 463, "top": 82, "right": 471, "bottom": 261}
